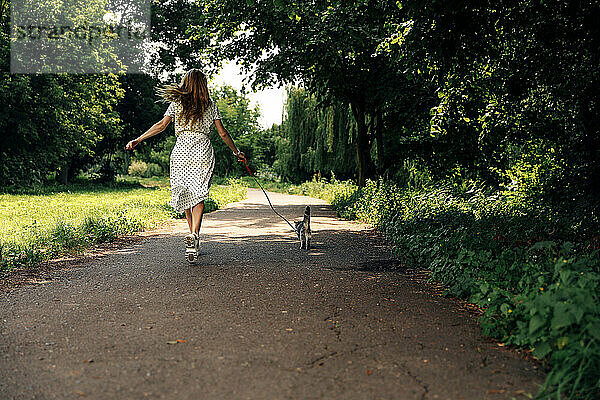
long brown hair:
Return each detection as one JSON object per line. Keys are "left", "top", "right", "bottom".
{"left": 157, "top": 69, "right": 212, "bottom": 127}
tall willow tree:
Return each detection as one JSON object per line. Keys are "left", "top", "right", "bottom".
{"left": 276, "top": 88, "right": 356, "bottom": 182}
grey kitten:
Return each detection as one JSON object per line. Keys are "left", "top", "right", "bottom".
{"left": 294, "top": 205, "right": 312, "bottom": 249}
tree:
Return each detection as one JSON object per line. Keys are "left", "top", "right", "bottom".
{"left": 146, "top": 0, "right": 208, "bottom": 80}
{"left": 275, "top": 87, "right": 356, "bottom": 182}
{"left": 0, "top": 73, "right": 124, "bottom": 185}
{"left": 192, "top": 0, "right": 404, "bottom": 185}
{"left": 392, "top": 0, "right": 600, "bottom": 194}
{"left": 0, "top": 0, "right": 124, "bottom": 185}
{"left": 210, "top": 86, "right": 261, "bottom": 176}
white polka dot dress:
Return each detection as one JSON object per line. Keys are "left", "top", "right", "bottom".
{"left": 164, "top": 100, "right": 222, "bottom": 213}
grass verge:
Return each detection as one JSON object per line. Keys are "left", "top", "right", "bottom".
{"left": 211, "top": 175, "right": 292, "bottom": 193}
{"left": 0, "top": 178, "right": 247, "bottom": 270}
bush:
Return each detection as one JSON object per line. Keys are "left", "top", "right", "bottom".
{"left": 145, "top": 163, "right": 162, "bottom": 178}
{"left": 506, "top": 246, "right": 600, "bottom": 399}
{"left": 287, "top": 174, "right": 356, "bottom": 204}
{"left": 128, "top": 160, "right": 148, "bottom": 177}
{"left": 128, "top": 161, "right": 162, "bottom": 178}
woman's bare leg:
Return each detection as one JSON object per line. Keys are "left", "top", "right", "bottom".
{"left": 191, "top": 201, "right": 205, "bottom": 235}
{"left": 183, "top": 207, "right": 197, "bottom": 262}
{"left": 184, "top": 208, "right": 193, "bottom": 233}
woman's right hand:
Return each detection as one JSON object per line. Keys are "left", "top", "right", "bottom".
{"left": 125, "top": 139, "right": 139, "bottom": 151}
{"left": 236, "top": 151, "right": 247, "bottom": 163}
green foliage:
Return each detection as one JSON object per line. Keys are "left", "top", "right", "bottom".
{"left": 193, "top": 0, "right": 407, "bottom": 185}
{"left": 1, "top": 0, "right": 130, "bottom": 182}
{"left": 127, "top": 161, "right": 163, "bottom": 178}
{"left": 148, "top": 0, "right": 207, "bottom": 80}
{"left": 192, "top": 0, "right": 600, "bottom": 195}
{"left": 0, "top": 73, "right": 125, "bottom": 185}
{"left": 296, "top": 175, "right": 600, "bottom": 399}
{"left": 209, "top": 86, "right": 263, "bottom": 176}
{"left": 505, "top": 246, "right": 600, "bottom": 399}
{"left": 145, "top": 163, "right": 163, "bottom": 178}
{"left": 131, "top": 135, "right": 177, "bottom": 177}
{"left": 128, "top": 160, "right": 149, "bottom": 177}
{"left": 109, "top": 74, "right": 169, "bottom": 179}
{"left": 275, "top": 88, "right": 357, "bottom": 183}
{"left": 393, "top": 0, "right": 600, "bottom": 194}
{"left": 286, "top": 174, "right": 356, "bottom": 205}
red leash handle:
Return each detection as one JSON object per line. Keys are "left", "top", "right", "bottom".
{"left": 240, "top": 158, "right": 296, "bottom": 232}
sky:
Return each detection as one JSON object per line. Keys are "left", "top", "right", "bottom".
{"left": 210, "top": 61, "right": 286, "bottom": 129}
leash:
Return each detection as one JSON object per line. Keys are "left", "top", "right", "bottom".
{"left": 240, "top": 159, "right": 296, "bottom": 232}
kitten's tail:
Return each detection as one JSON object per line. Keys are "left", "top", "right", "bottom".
{"left": 304, "top": 205, "right": 310, "bottom": 225}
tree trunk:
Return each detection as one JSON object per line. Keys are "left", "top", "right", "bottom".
{"left": 123, "top": 150, "right": 130, "bottom": 175}
{"left": 351, "top": 102, "right": 372, "bottom": 187}
{"left": 375, "top": 107, "right": 385, "bottom": 175}
{"left": 59, "top": 162, "right": 69, "bottom": 185}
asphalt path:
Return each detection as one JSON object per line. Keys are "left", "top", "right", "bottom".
{"left": 0, "top": 189, "right": 543, "bottom": 399}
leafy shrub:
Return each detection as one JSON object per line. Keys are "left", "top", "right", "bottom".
{"left": 128, "top": 161, "right": 162, "bottom": 178}
{"left": 287, "top": 174, "right": 356, "bottom": 204}
{"left": 145, "top": 163, "right": 163, "bottom": 178}
{"left": 505, "top": 245, "right": 600, "bottom": 399}
{"left": 128, "top": 160, "right": 148, "bottom": 177}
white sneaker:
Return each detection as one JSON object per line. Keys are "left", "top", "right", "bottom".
{"left": 185, "top": 233, "right": 198, "bottom": 263}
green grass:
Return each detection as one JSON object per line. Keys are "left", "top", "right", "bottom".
{"left": 212, "top": 175, "right": 292, "bottom": 193}
{"left": 117, "top": 175, "right": 170, "bottom": 188}
{"left": 211, "top": 174, "right": 354, "bottom": 201}
{"left": 120, "top": 174, "right": 289, "bottom": 192}
{"left": 0, "top": 179, "right": 247, "bottom": 270}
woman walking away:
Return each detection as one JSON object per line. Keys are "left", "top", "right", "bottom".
{"left": 125, "top": 68, "right": 247, "bottom": 262}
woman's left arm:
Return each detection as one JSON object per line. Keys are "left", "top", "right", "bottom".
{"left": 125, "top": 116, "right": 172, "bottom": 150}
